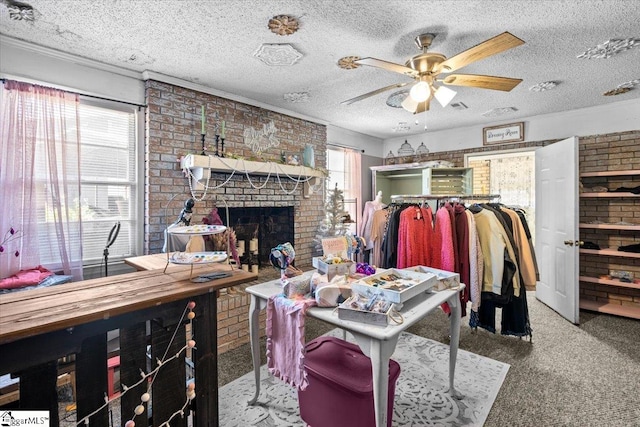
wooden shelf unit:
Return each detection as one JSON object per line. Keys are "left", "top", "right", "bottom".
{"left": 579, "top": 168, "right": 639, "bottom": 319}
{"left": 579, "top": 223, "right": 640, "bottom": 231}
{"left": 579, "top": 299, "right": 640, "bottom": 320}
{"left": 579, "top": 192, "right": 638, "bottom": 198}
{"left": 579, "top": 248, "right": 640, "bottom": 259}
{"left": 579, "top": 275, "right": 640, "bottom": 290}
{"left": 580, "top": 169, "right": 640, "bottom": 178}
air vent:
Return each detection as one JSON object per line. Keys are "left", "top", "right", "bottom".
{"left": 450, "top": 102, "right": 468, "bottom": 110}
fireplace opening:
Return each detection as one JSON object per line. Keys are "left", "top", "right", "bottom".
{"left": 222, "top": 207, "right": 295, "bottom": 268}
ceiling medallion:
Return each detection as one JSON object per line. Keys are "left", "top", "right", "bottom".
{"left": 603, "top": 87, "right": 631, "bottom": 96}
{"left": 253, "top": 44, "right": 303, "bottom": 66}
{"left": 577, "top": 38, "right": 640, "bottom": 59}
{"left": 7, "top": 2, "right": 35, "bottom": 21}
{"left": 268, "top": 15, "right": 299, "bottom": 36}
{"left": 386, "top": 90, "right": 410, "bottom": 108}
{"left": 616, "top": 79, "right": 640, "bottom": 89}
{"left": 482, "top": 107, "right": 518, "bottom": 117}
{"left": 283, "top": 92, "right": 310, "bottom": 103}
{"left": 337, "top": 56, "right": 361, "bottom": 70}
{"left": 529, "top": 81, "right": 558, "bottom": 92}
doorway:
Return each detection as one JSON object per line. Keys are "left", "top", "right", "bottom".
{"left": 465, "top": 148, "right": 536, "bottom": 241}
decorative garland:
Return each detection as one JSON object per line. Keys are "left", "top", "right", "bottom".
{"left": 76, "top": 301, "right": 198, "bottom": 426}
{"left": 183, "top": 156, "right": 322, "bottom": 200}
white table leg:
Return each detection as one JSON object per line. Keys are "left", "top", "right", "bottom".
{"left": 247, "top": 294, "right": 265, "bottom": 405}
{"left": 352, "top": 333, "right": 399, "bottom": 427}
{"left": 447, "top": 292, "right": 464, "bottom": 400}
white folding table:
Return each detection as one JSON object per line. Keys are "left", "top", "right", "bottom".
{"left": 246, "top": 272, "right": 464, "bottom": 427}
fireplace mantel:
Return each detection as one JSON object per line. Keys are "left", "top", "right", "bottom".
{"left": 180, "top": 154, "right": 324, "bottom": 198}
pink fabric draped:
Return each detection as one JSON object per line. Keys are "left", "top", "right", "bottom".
{"left": 266, "top": 294, "right": 317, "bottom": 390}
{"left": 0, "top": 81, "right": 83, "bottom": 280}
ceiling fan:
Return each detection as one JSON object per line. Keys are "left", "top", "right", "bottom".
{"left": 341, "top": 32, "right": 525, "bottom": 114}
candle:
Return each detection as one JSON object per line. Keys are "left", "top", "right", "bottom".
{"left": 220, "top": 120, "right": 226, "bottom": 138}
{"left": 249, "top": 238, "right": 258, "bottom": 252}
{"left": 201, "top": 105, "right": 205, "bottom": 134}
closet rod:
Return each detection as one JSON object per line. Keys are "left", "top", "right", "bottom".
{"left": 390, "top": 194, "right": 500, "bottom": 201}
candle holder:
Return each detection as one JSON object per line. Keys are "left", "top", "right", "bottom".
{"left": 200, "top": 133, "right": 206, "bottom": 155}
{"left": 220, "top": 137, "right": 225, "bottom": 157}
{"left": 214, "top": 134, "right": 220, "bottom": 157}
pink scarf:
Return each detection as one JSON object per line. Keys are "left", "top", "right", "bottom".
{"left": 266, "top": 294, "right": 317, "bottom": 390}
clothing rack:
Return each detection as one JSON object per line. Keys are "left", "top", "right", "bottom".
{"left": 390, "top": 194, "right": 501, "bottom": 208}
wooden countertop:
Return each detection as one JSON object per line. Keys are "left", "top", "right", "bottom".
{"left": 0, "top": 264, "right": 256, "bottom": 345}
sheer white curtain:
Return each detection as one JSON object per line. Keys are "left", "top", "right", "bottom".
{"left": 344, "top": 149, "right": 362, "bottom": 231}
{"left": 0, "top": 80, "right": 84, "bottom": 280}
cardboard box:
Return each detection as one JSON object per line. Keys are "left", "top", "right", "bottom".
{"left": 350, "top": 268, "right": 436, "bottom": 304}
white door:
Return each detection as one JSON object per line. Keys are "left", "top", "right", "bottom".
{"left": 535, "top": 136, "right": 579, "bottom": 323}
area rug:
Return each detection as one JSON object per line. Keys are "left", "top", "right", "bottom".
{"left": 219, "top": 330, "right": 509, "bottom": 426}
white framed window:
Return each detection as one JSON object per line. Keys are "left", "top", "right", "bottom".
{"left": 35, "top": 98, "right": 143, "bottom": 268}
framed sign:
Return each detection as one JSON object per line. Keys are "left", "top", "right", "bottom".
{"left": 483, "top": 122, "right": 524, "bottom": 145}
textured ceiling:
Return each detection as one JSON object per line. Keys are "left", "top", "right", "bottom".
{"left": 1, "top": 0, "right": 639, "bottom": 139}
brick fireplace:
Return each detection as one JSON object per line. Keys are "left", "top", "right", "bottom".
{"left": 145, "top": 79, "right": 327, "bottom": 269}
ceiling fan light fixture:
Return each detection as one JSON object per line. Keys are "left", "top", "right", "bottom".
{"left": 401, "top": 95, "right": 419, "bottom": 112}
{"left": 410, "top": 81, "right": 431, "bottom": 102}
{"left": 433, "top": 85, "right": 457, "bottom": 107}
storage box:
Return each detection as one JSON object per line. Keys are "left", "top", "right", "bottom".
{"left": 408, "top": 266, "right": 461, "bottom": 291}
{"left": 337, "top": 295, "right": 393, "bottom": 326}
{"left": 350, "top": 268, "right": 436, "bottom": 304}
{"left": 299, "top": 336, "right": 400, "bottom": 427}
{"left": 312, "top": 256, "right": 353, "bottom": 280}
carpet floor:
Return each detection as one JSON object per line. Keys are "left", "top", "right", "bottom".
{"left": 219, "top": 329, "right": 509, "bottom": 426}
{"left": 218, "top": 281, "right": 640, "bottom": 427}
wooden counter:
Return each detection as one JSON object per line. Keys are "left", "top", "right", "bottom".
{"left": 0, "top": 264, "right": 256, "bottom": 427}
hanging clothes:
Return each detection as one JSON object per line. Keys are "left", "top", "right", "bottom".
{"left": 397, "top": 205, "right": 434, "bottom": 269}
{"left": 360, "top": 198, "right": 385, "bottom": 251}
{"left": 472, "top": 204, "right": 532, "bottom": 338}
{"left": 369, "top": 208, "right": 390, "bottom": 268}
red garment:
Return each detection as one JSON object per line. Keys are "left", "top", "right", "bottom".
{"left": 397, "top": 206, "right": 433, "bottom": 268}
{"left": 454, "top": 204, "right": 470, "bottom": 317}
{"left": 0, "top": 265, "right": 53, "bottom": 290}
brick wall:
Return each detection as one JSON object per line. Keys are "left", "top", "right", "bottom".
{"left": 145, "top": 80, "right": 326, "bottom": 267}
{"left": 578, "top": 131, "right": 640, "bottom": 312}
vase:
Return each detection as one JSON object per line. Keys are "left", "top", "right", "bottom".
{"left": 303, "top": 144, "right": 315, "bottom": 168}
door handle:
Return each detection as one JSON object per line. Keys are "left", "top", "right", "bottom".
{"left": 576, "top": 240, "right": 584, "bottom": 247}
{"left": 563, "top": 240, "right": 574, "bottom": 246}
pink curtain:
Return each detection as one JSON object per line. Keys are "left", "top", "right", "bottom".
{"left": 0, "top": 81, "right": 83, "bottom": 280}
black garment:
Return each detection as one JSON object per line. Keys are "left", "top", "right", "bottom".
{"left": 618, "top": 243, "right": 640, "bottom": 253}
{"left": 611, "top": 186, "right": 640, "bottom": 194}
{"left": 381, "top": 204, "right": 407, "bottom": 268}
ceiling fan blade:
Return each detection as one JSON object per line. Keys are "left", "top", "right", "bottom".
{"left": 442, "top": 74, "right": 523, "bottom": 91}
{"left": 437, "top": 32, "right": 525, "bottom": 74}
{"left": 356, "top": 57, "right": 419, "bottom": 78}
{"left": 341, "top": 82, "right": 410, "bottom": 105}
